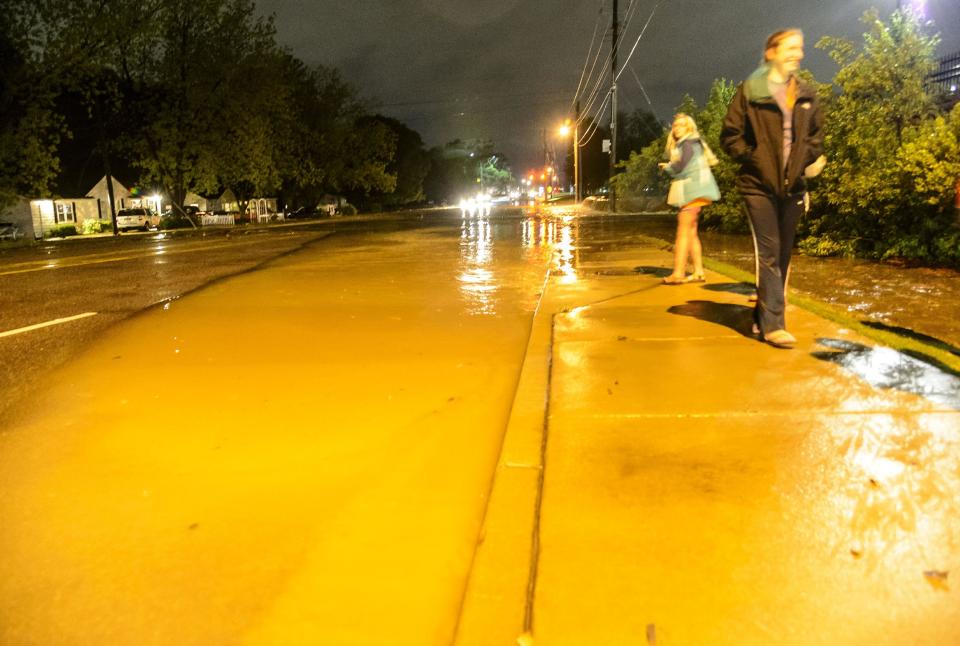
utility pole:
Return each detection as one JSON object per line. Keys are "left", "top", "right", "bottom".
{"left": 574, "top": 100, "right": 581, "bottom": 202}
{"left": 609, "top": 0, "right": 619, "bottom": 212}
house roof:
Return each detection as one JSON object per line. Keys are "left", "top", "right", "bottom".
{"left": 85, "top": 176, "right": 131, "bottom": 199}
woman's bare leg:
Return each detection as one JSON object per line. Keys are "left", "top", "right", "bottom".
{"left": 688, "top": 207, "right": 704, "bottom": 276}
{"left": 670, "top": 209, "right": 692, "bottom": 279}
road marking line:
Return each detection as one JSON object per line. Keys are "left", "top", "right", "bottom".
{"left": 0, "top": 238, "right": 267, "bottom": 276}
{"left": 0, "top": 312, "right": 98, "bottom": 338}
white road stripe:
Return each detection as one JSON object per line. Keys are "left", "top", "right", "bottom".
{"left": 0, "top": 312, "right": 98, "bottom": 338}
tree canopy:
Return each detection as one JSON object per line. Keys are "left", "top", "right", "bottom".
{"left": 0, "top": 0, "right": 429, "bottom": 218}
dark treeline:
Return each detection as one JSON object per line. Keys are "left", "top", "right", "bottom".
{"left": 0, "top": 0, "right": 508, "bottom": 218}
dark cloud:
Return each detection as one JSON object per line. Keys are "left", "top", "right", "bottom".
{"left": 262, "top": 0, "right": 960, "bottom": 170}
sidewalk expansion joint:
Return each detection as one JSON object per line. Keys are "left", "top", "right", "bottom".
{"left": 590, "top": 409, "right": 958, "bottom": 420}
{"left": 504, "top": 461, "right": 541, "bottom": 470}
{"left": 617, "top": 335, "right": 746, "bottom": 342}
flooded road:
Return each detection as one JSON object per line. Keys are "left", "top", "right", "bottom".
{"left": 0, "top": 211, "right": 558, "bottom": 645}
{"left": 624, "top": 214, "right": 960, "bottom": 351}
{"left": 2, "top": 207, "right": 957, "bottom": 645}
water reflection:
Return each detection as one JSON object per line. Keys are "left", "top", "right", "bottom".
{"left": 554, "top": 216, "right": 580, "bottom": 285}
{"left": 459, "top": 217, "right": 496, "bottom": 315}
{"left": 457, "top": 210, "right": 583, "bottom": 315}
{"left": 814, "top": 338, "right": 960, "bottom": 410}
{"left": 828, "top": 413, "right": 960, "bottom": 573}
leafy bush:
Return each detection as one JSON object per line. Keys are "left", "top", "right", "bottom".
{"left": 81, "top": 219, "right": 111, "bottom": 234}
{"left": 804, "top": 10, "right": 960, "bottom": 265}
{"left": 46, "top": 224, "right": 77, "bottom": 238}
{"left": 158, "top": 213, "right": 194, "bottom": 230}
{"left": 798, "top": 234, "right": 858, "bottom": 257}
{"left": 339, "top": 203, "right": 357, "bottom": 216}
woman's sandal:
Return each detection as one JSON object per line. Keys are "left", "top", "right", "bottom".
{"left": 764, "top": 329, "right": 797, "bottom": 349}
{"left": 685, "top": 273, "right": 706, "bottom": 283}
{"left": 662, "top": 275, "right": 686, "bottom": 285}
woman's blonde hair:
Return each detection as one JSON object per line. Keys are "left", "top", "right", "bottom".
{"left": 665, "top": 113, "right": 718, "bottom": 166}
{"left": 763, "top": 28, "right": 803, "bottom": 61}
{"left": 666, "top": 113, "right": 698, "bottom": 155}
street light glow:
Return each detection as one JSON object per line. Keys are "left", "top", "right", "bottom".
{"left": 900, "top": 0, "right": 926, "bottom": 16}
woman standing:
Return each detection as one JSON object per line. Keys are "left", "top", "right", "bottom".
{"left": 721, "top": 28, "right": 824, "bottom": 348}
{"left": 660, "top": 113, "right": 720, "bottom": 285}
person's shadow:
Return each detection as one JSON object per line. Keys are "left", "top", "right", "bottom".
{"left": 632, "top": 265, "right": 673, "bottom": 279}
{"left": 702, "top": 281, "right": 756, "bottom": 296}
{"left": 667, "top": 299, "right": 756, "bottom": 338}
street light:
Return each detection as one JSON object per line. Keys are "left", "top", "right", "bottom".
{"left": 558, "top": 118, "right": 580, "bottom": 202}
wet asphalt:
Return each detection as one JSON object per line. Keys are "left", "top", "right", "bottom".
{"left": 0, "top": 208, "right": 555, "bottom": 644}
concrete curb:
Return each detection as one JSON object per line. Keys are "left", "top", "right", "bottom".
{"left": 454, "top": 274, "right": 556, "bottom": 645}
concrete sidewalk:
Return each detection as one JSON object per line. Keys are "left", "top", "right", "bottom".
{"left": 456, "top": 237, "right": 960, "bottom": 645}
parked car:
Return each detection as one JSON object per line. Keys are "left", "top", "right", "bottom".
{"left": 0, "top": 222, "right": 24, "bottom": 241}
{"left": 286, "top": 206, "right": 318, "bottom": 219}
{"left": 116, "top": 207, "right": 160, "bottom": 232}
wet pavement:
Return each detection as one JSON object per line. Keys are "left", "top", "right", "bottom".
{"left": 0, "top": 226, "right": 336, "bottom": 423}
{"left": 2, "top": 206, "right": 959, "bottom": 644}
{"left": 456, "top": 206, "right": 960, "bottom": 645}
{"left": 0, "top": 211, "right": 557, "bottom": 644}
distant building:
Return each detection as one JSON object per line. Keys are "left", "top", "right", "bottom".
{"left": 2, "top": 176, "right": 162, "bottom": 239}
{"left": 931, "top": 50, "right": 960, "bottom": 105}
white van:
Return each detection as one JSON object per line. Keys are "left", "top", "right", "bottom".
{"left": 116, "top": 207, "right": 160, "bottom": 232}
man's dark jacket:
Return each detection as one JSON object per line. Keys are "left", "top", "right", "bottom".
{"left": 721, "top": 67, "right": 824, "bottom": 197}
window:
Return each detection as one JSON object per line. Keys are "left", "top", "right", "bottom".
{"left": 56, "top": 202, "right": 75, "bottom": 223}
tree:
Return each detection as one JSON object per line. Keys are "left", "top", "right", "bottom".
{"left": 281, "top": 62, "right": 397, "bottom": 210}
{"left": 619, "top": 108, "right": 663, "bottom": 157}
{"left": 0, "top": 0, "right": 66, "bottom": 210}
{"left": 354, "top": 115, "right": 430, "bottom": 209}
{"left": 696, "top": 79, "right": 743, "bottom": 231}
{"left": 805, "top": 9, "right": 946, "bottom": 260}
{"left": 129, "top": 0, "right": 285, "bottom": 216}
{"left": 423, "top": 139, "right": 511, "bottom": 204}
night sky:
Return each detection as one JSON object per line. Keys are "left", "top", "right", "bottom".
{"left": 259, "top": 0, "right": 960, "bottom": 171}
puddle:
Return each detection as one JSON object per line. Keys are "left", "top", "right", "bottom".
{"left": 814, "top": 338, "right": 960, "bottom": 409}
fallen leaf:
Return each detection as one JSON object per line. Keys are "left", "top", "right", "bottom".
{"left": 923, "top": 570, "right": 949, "bottom": 591}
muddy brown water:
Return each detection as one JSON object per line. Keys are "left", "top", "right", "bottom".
{"left": 620, "top": 214, "right": 960, "bottom": 352}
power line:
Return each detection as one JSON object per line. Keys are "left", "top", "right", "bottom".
{"left": 376, "top": 88, "right": 569, "bottom": 109}
{"left": 569, "top": 0, "right": 607, "bottom": 112}
{"left": 579, "top": 90, "right": 612, "bottom": 146}
{"left": 572, "top": 0, "right": 653, "bottom": 131}
{"left": 572, "top": 0, "right": 638, "bottom": 112}
{"left": 615, "top": 0, "right": 671, "bottom": 84}
{"left": 394, "top": 97, "right": 571, "bottom": 122}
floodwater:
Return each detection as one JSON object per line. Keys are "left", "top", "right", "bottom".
{"left": 628, "top": 213, "right": 960, "bottom": 351}
{"left": 0, "top": 211, "right": 560, "bottom": 645}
